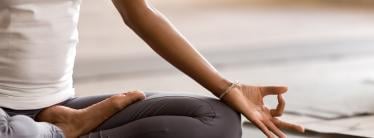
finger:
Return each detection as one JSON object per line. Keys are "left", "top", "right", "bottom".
{"left": 260, "top": 86, "right": 288, "bottom": 96}
{"left": 273, "top": 118, "right": 305, "bottom": 133}
{"left": 270, "top": 94, "right": 285, "bottom": 117}
{"left": 252, "top": 119, "right": 274, "bottom": 138}
{"left": 265, "top": 121, "right": 286, "bottom": 138}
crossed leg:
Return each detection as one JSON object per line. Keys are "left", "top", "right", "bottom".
{"left": 62, "top": 92, "right": 242, "bottom": 138}
{"left": 1, "top": 92, "right": 242, "bottom": 138}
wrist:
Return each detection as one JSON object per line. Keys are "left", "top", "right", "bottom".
{"left": 205, "top": 78, "right": 231, "bottom": 98}
{"left": 217, "top": 79, "right": 232, "bottom": 93}
{"left": 218, "top": 81, "right": 241, "bottom": 100}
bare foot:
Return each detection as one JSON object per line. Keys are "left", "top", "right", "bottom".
{"left": 37, "top": 91, "right": 145, "bottom": 138}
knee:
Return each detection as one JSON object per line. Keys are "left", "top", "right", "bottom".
{"left": 1, "top": 115, "right": 63, "bottom": 138}
{"left": 202, "top": 98, "right": 242, "bottom": 138}
{"left": 145, "top": 95, "right": 241, "bottom": 126}
{"left": 148, "top": 95, "right": 242, "bottom": 126}
{"left": 142, "top": 94, "right": 242, "bottom": 137}
{"left": 190, "top": 97, "right": 241, "bottom": 123}
{"left": 1, "top": 115, "right": 40, "bottom": 138}
{"left": 177, "top": 96, "right": 241, "bottom": 137}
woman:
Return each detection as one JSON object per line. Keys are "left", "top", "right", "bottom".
{"left": 0, "top": 0, "right": 304, "bottom": 138}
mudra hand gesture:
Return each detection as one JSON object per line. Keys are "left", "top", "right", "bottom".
{"left": 221, "top": 83, "right": 305, "bottom": 138}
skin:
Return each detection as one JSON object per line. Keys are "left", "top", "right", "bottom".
{"left": 37, "top": 0, "right": 305, "bottom": 138}
{"left": 112, "top": 0, "right": 305, "bottom": 137}
{"left": 37, "top": 91, "right": 145, "bottom": 138}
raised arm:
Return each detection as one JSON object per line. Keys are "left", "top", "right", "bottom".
{"left": 112, "top": 0, "right": 304, "bottom": 137}
{"left": 112, "top": 0, "right": 230, "bottom": 97}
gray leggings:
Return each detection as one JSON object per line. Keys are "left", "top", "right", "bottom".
{"left": 0, "top": 92, "right": 242, "bottom": 138}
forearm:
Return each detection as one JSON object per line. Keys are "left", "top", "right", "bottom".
{"left": 113, "top": 0, "right": 231, "bottom": 96}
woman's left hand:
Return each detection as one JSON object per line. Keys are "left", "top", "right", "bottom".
{"left": 222, "top": 84, "right": 304, "bottom": 138}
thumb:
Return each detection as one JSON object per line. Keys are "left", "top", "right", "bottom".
{"left": 260, "top": 86, "right": 288, "bottom": 96}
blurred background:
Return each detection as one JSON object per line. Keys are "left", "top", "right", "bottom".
{"left": 74, "top": 0, "right": 374, "bottom": 137}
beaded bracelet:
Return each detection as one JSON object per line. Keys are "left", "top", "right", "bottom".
{"left": 219, "top": 81, "right": 240, "bottom": 99}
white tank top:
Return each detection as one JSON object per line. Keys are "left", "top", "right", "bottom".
{"left": 0, "top": 0, "right": 81, "bottom": 109}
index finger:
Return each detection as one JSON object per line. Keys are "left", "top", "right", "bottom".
{"left": 270, "top": 94, "right": 285, "bottom": 117}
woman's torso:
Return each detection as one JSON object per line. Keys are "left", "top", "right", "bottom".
{"left": 0, "top": 0, "right": 81, "bottom": 110}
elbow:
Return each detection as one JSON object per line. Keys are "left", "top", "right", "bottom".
{"left": 112, "top": 0, "right": 153, "bottom": 25}
{"left": 112, "top": 0, "right": 151, "bottom": 15}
